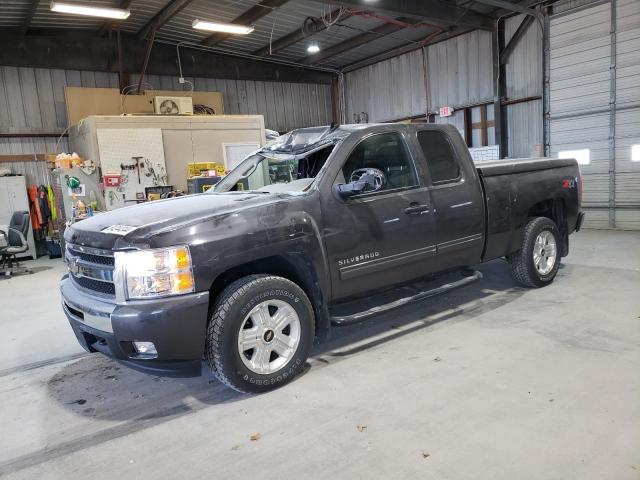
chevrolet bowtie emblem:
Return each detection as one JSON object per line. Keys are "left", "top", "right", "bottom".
{"left": 69, "top": 258, "right": 81, "bottom": 276}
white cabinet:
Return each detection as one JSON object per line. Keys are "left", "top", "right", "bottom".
{"left": 0, "top": 176, "right": 36, "bottom": 259}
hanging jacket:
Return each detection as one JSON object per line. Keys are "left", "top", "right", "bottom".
{"left": 27, "top": 185, "right": 42, "bottom": 231}
{"left": 47, "top": 185, "right": 57, "bottom": 222}
{"left": 38, "top": 185, "right": 51, "bottom": 223}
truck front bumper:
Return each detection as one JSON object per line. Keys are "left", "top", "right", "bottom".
{"left": 60, "top": 274, "right": 209, "bottom": 377}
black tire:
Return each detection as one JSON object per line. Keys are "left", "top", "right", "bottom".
{"left": 509, "top": 217, "right": 561, "bottom": 288}
{"left": 205, "top": 274, "right": 314, "bottom": 393}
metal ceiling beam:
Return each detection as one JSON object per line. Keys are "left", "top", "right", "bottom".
{"left": 98, "top": 0, "right": 134, "bottom": 36}
{"left": 137, "top": 0, "right": 195, "bottom": 40}
{"left": 322, "top": 0, "right": 493, "bottom": 30}
{"left": 297, "top": 20, "right": 412, "bottom": 65}
{"left": 472, "top": 0, "right": 541, "bottom": 18}
{"left": 137, "top": 28, "right": 157, "bottom": 93}
{"left": 200, "top": 0, "right": 290, "bottom": 47}
{"left": 21, "top": 0, "right": 39, "bottom": 35}
{"left": 500, "top": 13, "right": 534, "bottom": 64}
{"left": 253, "top": 8, "right": 352, "bottom": 57}
{"left": 0, "top": 31, "right": 334, "bottom": 84}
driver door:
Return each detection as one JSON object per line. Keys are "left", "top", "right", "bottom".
{"left": 321, "top": 130, "right": 439, "bottom": 301}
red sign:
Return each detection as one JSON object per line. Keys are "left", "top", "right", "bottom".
{"left": 103, "top": 174, "right": 121, "bottom": 188}
{"left": 439, "top": 106, "right": 453, "bottom": 117}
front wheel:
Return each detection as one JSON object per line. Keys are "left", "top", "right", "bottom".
{"left": 509, "top": 217, "right": 561, "bottom": 288}
{"left": 205, "top": 274, "right": 315, "bottom": 393}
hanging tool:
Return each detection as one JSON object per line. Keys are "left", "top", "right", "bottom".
{"left": 131, "top": 156, "right": 143, "bottom": 183}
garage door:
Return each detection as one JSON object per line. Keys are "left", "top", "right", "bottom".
{"left": 548, "top": 0, "right": 640, "bottom": 230}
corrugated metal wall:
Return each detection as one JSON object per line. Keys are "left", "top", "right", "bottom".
{"left": 549, "top": 3, "right": 611, "bottom": 228}
{"left": 504, "top": 14, "right": 544, "bottom": 158}
{"left": 614, "top": 0, "right": 640, "bottom": 230}
{"left": 0, "top": 161, "right": 52, "bottom": 186}
{"left": 548, "top": 0, "right": 640, "bottom": 230}
{"left": 0, "top": 67, "right": 120, "bottom": 155}
{"left": 0, "top": 66, "right": 333, "bottom": 156}
{"left": 427, "top": 30, "right": 494, "bottom": 111}
{"left": 344, "top": 30, "right": 494, "bottom": 123}
{"left": 344, "top": 49, "right": 426, "bottom": 123}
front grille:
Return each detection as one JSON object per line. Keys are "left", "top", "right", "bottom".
{"left": 66, "top": 243, "right": 116, "bottom": 297}
{"left": 73, "top": 276, "right": 116, "bottom": 295}
{"left": 67, "top": 247, "right": 115, "bottom": 266}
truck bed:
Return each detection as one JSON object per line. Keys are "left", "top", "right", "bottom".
{"left": 476, "top": 156, "right": 581, "bottom": 263}
{"left": 476, "top": 157, "right": 577, "bottom": 177}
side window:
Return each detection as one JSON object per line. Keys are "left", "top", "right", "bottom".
{"left": 417, "top": 130, "right": 461, "bottom": 184}
{"left": 340, "top": 132, "right": 418, "bottom": 191}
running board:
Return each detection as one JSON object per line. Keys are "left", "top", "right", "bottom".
{"left": 330, "top": 269, "right": 483, "bottom": 326}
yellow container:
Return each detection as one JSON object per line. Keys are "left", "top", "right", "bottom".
{"left": 187, "top": 162, "right": 225, "bottom": 177}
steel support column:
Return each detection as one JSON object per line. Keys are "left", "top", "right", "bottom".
{"left": 543, "top": 8, "right": 550, "bottom": 157}
{"left": 137, "top": 28, "right": 157, "bottom": 93}
{"left": 608, "top": 0, "right": 617, "bottom": 228}
{"left": 492, "top": 21, "right": 506, "bottom": 158}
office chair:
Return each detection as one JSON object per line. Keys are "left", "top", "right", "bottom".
{"left": 0, "top": 211, "right": 33, "bottom": 277}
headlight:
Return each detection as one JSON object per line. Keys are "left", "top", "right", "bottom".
{"left": 115, "top": 246, "right": 195, "bottom": 299}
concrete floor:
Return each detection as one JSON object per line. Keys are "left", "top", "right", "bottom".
{"left": 0, "top": 229, "right": 638, "bottom": 479}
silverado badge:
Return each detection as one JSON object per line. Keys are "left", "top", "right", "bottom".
{"left": 338, "top": 252, "right": 380, "bottom": 266}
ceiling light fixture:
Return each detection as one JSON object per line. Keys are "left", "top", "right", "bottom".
{"left": 307, "top": 44, "right": 320, "bottom": 54}
{"left": 192, "top": 19, "right": 254, "bottom": 34}
{"left": 50, "top": 1, "right": 131, "bottom": 19}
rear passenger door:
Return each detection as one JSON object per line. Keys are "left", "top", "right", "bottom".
{"left": 413, "top": 127, "right": 485, "bottom": 269}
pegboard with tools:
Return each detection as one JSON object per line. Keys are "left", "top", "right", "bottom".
{"left": 96, "top": 128, "right": 168, "bottom": 210}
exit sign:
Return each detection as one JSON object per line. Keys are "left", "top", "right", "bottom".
{"left": 439, "top": 106, "right": 453, "bottom": 117}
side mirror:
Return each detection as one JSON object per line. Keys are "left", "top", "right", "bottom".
{"left": 335, "top": 181, "right": 366, "bottom": 199}
{"left": 334, "top": 173, "right": 379, "bottom": 199}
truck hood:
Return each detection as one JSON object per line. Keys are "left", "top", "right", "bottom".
{"left": 65, "top": 192, "right": 288, "bottom": 250}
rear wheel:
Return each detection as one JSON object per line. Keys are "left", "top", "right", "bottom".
{"left": 509, "top": 217, "right": 561, "bottom": 288}
{"left": 206, "top": 274, "right": 314, "bottom": 393}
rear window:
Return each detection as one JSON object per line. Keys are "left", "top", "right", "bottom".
{"left": 417, "top": 130, "right": 460, "bottom": 183}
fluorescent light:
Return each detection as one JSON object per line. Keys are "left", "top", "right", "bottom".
{"left": 632, "top": 144, "right": 640, "bottom": 162}
{"left": 50, "top": 1, "right": 130, "bottom": 19}
{"left": 192, "top": 19, "right": 254, "bottom": 34}
{"left": 307, "top": 44, "right": 320, "bottom": 54}
{"left": 558, "top": 148, "right": 590, "bottom": 165}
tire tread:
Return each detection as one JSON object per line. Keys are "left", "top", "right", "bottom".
{"left": 205, "top": 274, "right": 312, "bottom": 393}
{"left": 509, "top": 217, "right": 560, "bottom": 288}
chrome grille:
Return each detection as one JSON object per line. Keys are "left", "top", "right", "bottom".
{"left": 73, "top": 276, "right": 116, "bottom": 295}
{"left": 65, "top": 243, "right": 116, "bottom": 297}
{"left": 67, "top": 245, "right": 115, "bottom": 266}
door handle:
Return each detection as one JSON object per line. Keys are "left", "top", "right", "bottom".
{"left": 404, "top": 203, "right": 430, "bottom": 215}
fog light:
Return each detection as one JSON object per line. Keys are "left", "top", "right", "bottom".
{"left": 133, "top": 341, "right": 157, "bottom": 355}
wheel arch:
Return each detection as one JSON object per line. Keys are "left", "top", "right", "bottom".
{"left": 208, "top": 254, "right": 330, "bottom": 341}
{"left": 527, "top": 197, "right": 569, "bottom": 256}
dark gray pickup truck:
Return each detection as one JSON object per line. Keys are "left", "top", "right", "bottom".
{"left": 61, "top": 123, "right": 584, "bottom": 392}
